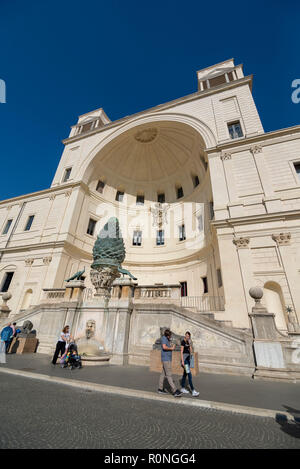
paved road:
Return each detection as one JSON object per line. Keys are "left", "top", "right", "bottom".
{"left": 3, "top": 354, "right": 300, "bottom": 414}
{"left": 1, "top": 374, "right": 300, "bottom": 449}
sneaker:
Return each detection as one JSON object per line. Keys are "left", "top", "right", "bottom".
{"left": 173, "top": 389, "right": 182, "bottom": 397}
{"left": 180, "top": 388, "right": 189, "bottom": 394}
{"left": 192, "top": 389, "right": 199, "bottom": 397}
{"left": 158, "top": 389, "right": 168, "bottom": 394}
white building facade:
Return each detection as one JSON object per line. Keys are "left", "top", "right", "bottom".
{"left": 1, "top": 58, "right": 300, "bottom": 338}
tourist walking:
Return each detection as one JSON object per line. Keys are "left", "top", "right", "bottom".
{"left": 180, "top": 331, "right": 199, "bottom": 397}
{"left": 0, "top": 323, "right": 13, "bottom": 354}
{"left": 51, "top": 325, "right": 71, "bottom": 365}
{"left": 158, "top": 329, "right": 182, "bottom": 397}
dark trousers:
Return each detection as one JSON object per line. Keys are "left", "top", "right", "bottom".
{"left": 181, "top": 356, "right": 194, "bottom": 391}
{"left": 52, "top": 341, "right": 66, "bottom": 364}
{"left": 5, "top": 340, "right": 11, "bottom": 354}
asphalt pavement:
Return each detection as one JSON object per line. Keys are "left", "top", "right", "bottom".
{"left": 1, "top": 353, "right": 300, "bottom": 419}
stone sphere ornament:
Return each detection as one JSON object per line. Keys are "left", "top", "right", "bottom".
{"left": 249, "top": 286, "right": 264, "bottom": 304}
{"left": 2, "top": 292, "right": 12, "bottom": 302}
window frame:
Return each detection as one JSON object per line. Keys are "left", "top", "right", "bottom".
{"left": 217, "top": 269, "right": 223, "bottom": 288}
{"left": 156, "top": 229, "right": 165, "bottom": 246}
{"left": 227, "top": 120, "right": 244, "bottom": 140}
{"left": 157, "top": 193, "right": 165, "bottom": 204}
{"left": 136, "top": 195, "right": 145, "bottom": 206}
{"left": 178, "top": 224, "right": 186, "bottom": 242}
{"left": 293, "top": 161, "right": 300, "bottom": 183}
{"left": 96, "top": 180, "right": 105, "bottom": 194}
{"left": 86, "top": 218, "right": 97, "bottom": 236}
{"left": 24, "top": 215, "right": 35, "bottom": 232}
{"left": 202, "top": 276, "right": 208, "bottom": 294}
{"left": 2, "top": 219, "right": 13, "bottom": 235}
{"left": 115, "top": 190, "right": 124, "bottom": 202}
{"left": 62, "top": 167, "right": 72, "bottom": 183}
{"left": 0, "top": 271, "right": 14, "bottom": 293}
{"left": 132, "top": 230, "right": 142, "bottom": 246}
{"left": 180, "top": 281, "right": 188, "bottom": 297}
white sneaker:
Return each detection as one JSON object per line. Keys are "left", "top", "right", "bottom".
{"left": 192, "top": 390, "right": 199, "bottom": 397}
{"left": 180, "top": 388, "right": 189, "bottom": 394}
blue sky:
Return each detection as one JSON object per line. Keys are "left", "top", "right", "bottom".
{"left": 0, "top": 0, "right": 299, "bottom": 200}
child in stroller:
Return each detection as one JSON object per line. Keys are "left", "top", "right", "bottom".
{"left": 60, "top": 342, "right": 82, "bottom": 369}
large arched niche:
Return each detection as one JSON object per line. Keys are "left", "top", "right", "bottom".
{"left": 79, "top": 113, "right": 216, "bottom": 201}
{"left": 79, "top": 117, "right": 215, "bottom": 282}
{"left": 263, "top": 281, "right": 287, "bottom": 331}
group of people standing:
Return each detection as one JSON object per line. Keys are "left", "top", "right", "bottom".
{"left": 158, "top": 329, "right": 199, "bottom": 398}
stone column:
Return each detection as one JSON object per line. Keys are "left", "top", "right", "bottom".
{"left": 216, "top": 230, "right": 250, "bottom": 328}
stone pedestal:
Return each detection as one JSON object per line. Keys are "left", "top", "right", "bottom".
{"left": 149, "top": 350, "right": 199, "bottom": 376}
{"left": 248, "top": 287, "right": 291, "bottom": 381}
{"left": 112, "top": 278, "right": 136, "bottom": 299}
{"left": 64, "top": 280, "right": 86, "bottom": 302}
{"left": 9, "top": 337, "right": 38, "bottom": 354}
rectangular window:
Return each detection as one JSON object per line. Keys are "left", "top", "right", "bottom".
{"left": 132, "top": 230, "right": 142, "bottom": 246}
{"left": 202, "top": 276, "right": 208, "bottom": 294}
{"left": 157, "top": 193, "right": 165, "bottom": 203}
{"left": 87, "top": 218, "right": 97, "bottom": 236}
{"left": 63, "top": 167, "right": 72, "bottom": 182}
{"left": 180, "top": 281, "right": 188, "bottom": 297}
{"left": 24, "top": 215, "right": 34, "bottom": 231}
{"left": 197, "top": 215, "right": 203, "bottom": 232}
{"left": 209, "top": 201, "right": 214, "bottom": 220}
{"left": 217, "top": 269, "right": 223, "bottom": 288}
{"left": 156, "top": 229, "right": 164, "bottom": 246}
{"left": 1, "top": 272, "right": 14, "bottom": 292}
{"left": 2, "top": 219, "right": 13, "bottom": 235}
{"left": 179, "top": 224, "right": 186, "bottom": 241}
{"left": 294, "top": 163, "right": 300, "bottom": 181}
{"left": 136, "top": 195, "right": 144, "bottom": 205}
{"left": 193, "top": 175, "right": 200, "bottom": 187}
{"left": 96, "top": 180, "right": 105, "bottom": 193}
{"left": 177, "top": 187, "right": 184, "bottom": 199}
{"left": 116, "top": 190, "right": 124, "bottom": 202}
{"left": 228, "top": 121, "right": 243, "bottom": 139}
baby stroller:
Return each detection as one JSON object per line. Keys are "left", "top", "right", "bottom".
{"left": 60, "top": 342, "right": 82, "bottom": 370}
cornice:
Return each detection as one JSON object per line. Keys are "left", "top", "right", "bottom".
{"left": 207, "top": 125, "right": 300, "bottom": 156}
{"left": 211, "top": 209, "right": 300, "bottom": 228}
{"left": 0, "top": 181, "right": 89, "bottom": 206}
{"left": 62, "top": 76, "right": 253, "bottom": 146}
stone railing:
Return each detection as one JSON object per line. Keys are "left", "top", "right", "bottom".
{"left": 180, "top": 296, "right": 225, "bottom": 312}
{"left": 134, "top": 284, "right": 181, "bottom": 302}
{"left": 41, "top": 289, "right": 66, "bottom": 303}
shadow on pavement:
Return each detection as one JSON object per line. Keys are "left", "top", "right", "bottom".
{"left": 276, "top": 408, "right": 300, "bottom": 439}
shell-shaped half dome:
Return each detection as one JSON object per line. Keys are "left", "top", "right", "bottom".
{"left": 87, "top": 121, "right": 207, "bottom": 202}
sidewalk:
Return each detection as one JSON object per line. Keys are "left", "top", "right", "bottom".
{"left": 1, "top": 353, "right": 300, "bottom": 420}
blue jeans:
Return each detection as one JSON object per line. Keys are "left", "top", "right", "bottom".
{"left": 181, "top": 356, "right": 194, "bottom": 391}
